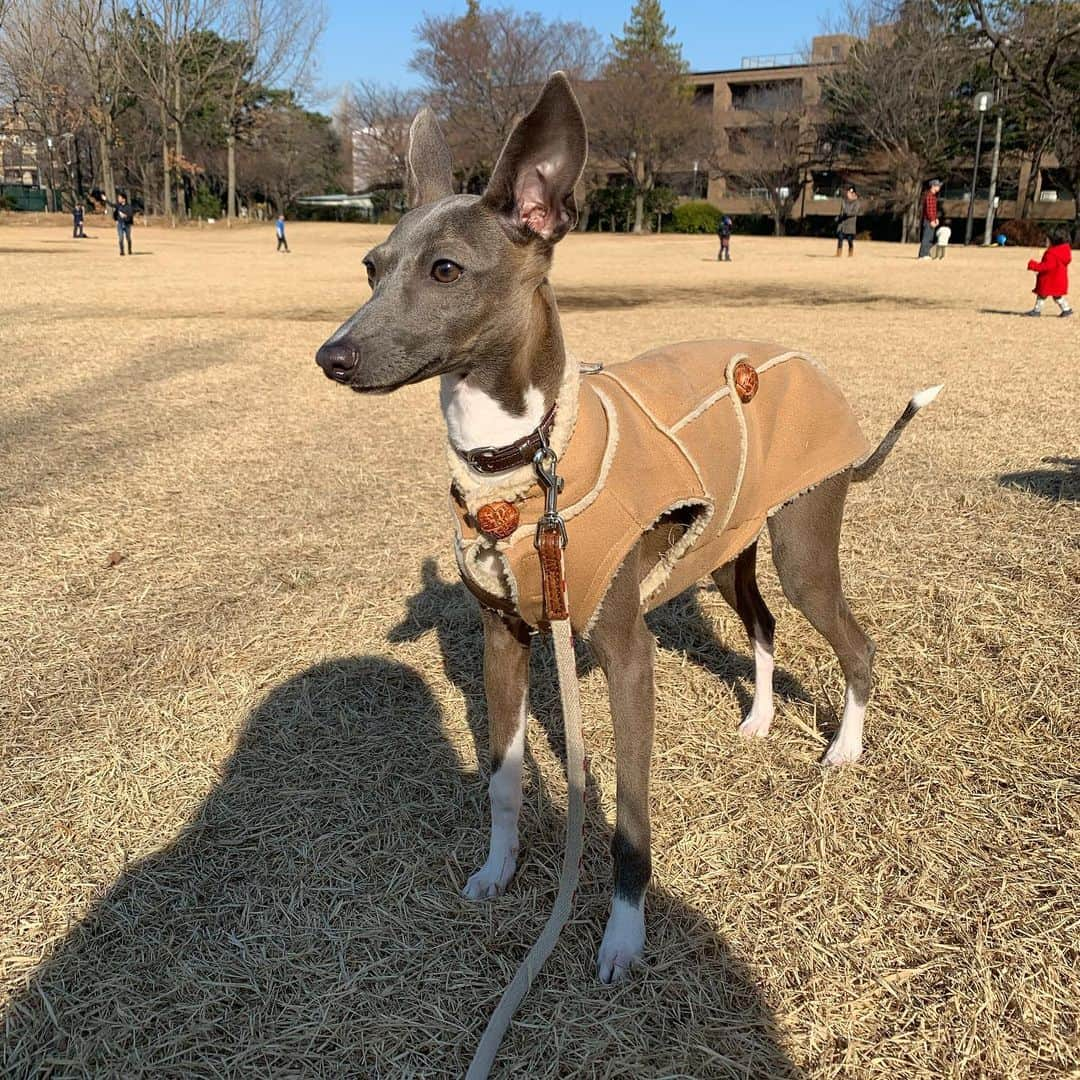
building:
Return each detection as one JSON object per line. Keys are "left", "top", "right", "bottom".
{"left": 685, "top": 34, "right": 1076, "bottom": 228}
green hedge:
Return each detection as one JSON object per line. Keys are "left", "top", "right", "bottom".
{"left": 671, "top": 200, "right": 721, "bottom": 234}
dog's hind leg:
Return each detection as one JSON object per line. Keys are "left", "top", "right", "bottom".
{"left": 767, "top": 473, "right": 875, "bottom": 765}
{"left": 712, "top": 541, "right": 776, "bottom": 738}
{"left": 588, "top": 545, "right": 654, "bottom": 983}
{"left": 463, "top": 609, "right": 532, "bottom": 900}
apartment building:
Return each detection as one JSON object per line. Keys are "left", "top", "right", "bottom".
{"left": 686, "top": 34, "right": 1075, "bottom": 227}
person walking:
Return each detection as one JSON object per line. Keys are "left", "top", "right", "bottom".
{"left": 72, "top": 202, "right": 86, "bottom": 238}
{"left": 717, "top": 215, "right": 732, "bottom": 262}
{"left": 111, "top": 193, "right": 136, "bottom": 256}
{"left": 917, "top": 179, "right": 941, "bottom": 260}
{"left": 275, "top": 213, "right": 290, "bottom": 253}
{"left": 1023, "top": 226, "right": 1073, "bottom": 317}
{"left": 835, "top": 185, "right": 860, "bottom": 256}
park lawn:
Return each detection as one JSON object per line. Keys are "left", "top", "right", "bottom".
{"left": 1, "top": 219, "right": 1077, "bottom": 1078}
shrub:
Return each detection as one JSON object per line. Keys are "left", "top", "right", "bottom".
{"left": 190, "top": 186, "right": 222, "bottom": 220}
{"left": 671, "top": 200, "right": 721, "bottom": 234}
{"left": 999, "top": 219, "right": 1048, "bottom": 247}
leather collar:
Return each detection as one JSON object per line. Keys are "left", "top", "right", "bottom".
{"left": 454, "top": 401, "right": 558, "bottom": 475}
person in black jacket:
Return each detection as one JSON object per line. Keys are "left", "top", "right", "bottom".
{"left": 72, "top": 203, "right": 86, "bottom": 238}
{"left": 110, "top": 193, "right": 136, "bottom": 255}
{"left": 717, "top": 215, "right": 732, "bottom": 262}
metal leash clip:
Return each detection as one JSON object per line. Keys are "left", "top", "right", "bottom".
{"left": 532, "top": 445, "right": 567, "bottom": 550}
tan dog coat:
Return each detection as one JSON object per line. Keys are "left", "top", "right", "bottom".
{"left": 451, "top": 339, "right": 870, "bottom": 633}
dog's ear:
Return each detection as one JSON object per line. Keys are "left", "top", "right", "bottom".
{"left": 406, "top": 108, "right": 454, "bottom": 208}
{"left": 482, "top": 72, "right": 588, "bottom": 243}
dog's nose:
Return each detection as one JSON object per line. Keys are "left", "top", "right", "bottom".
{"left": 316, "top": 341, "right": 358, "bottom": 383}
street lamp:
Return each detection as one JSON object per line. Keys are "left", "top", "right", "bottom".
{"left": 692, "top": 160, "right": 699, "bottom": 198}
{"left": 964, "top": 90, "right": 993, "bottom": 245}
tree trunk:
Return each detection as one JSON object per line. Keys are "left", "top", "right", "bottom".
{"left": 1020, "top": 145, "right": 1043, "bottom": 220}
{"left": 174, "top": 122, "right": 186, "bottom": 218}
{"left": 141, "top": 161, "right": 155, "bottom": 215}
{"left": 632, "top": 191, "right": 644, "bottom": 233}
{"left": 97, "top": 128, "right": 115, "bottom": 204}
{"left": 160, "top": 99, "right": 172, "bottom": 222}
{"left": 227, "top": 131, "right": 237, "bottom": 225}
{"left": 173, "top": 72, "right": 186, "bottom": 219}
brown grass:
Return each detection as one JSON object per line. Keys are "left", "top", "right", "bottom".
{"left": 1, "top": 219, "right": 1077, "bottom": 1079}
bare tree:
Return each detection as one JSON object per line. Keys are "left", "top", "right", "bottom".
{"left": 238, "top": 90, "right": 336, "bottom": 212}
{"left": 0, "top": 0, "right": 84, "bottom": 209}
{"left": 410, "top": 0, "right": 600, "bottom": 188}
{"left": 970, "top": 0, "right": 1080, "bottom": 236}
{"left": 114, "top": 0, "right": 230, "bottom": 220}
{"left": 588, "top": 0, "right": 710, "bottom": 233}
{"left": 822, "top": 0, "right": 975, "bottom": 239}
{"left": 52, "top": 0, "right": 125, "bottom": 202}
{"left": 218, "top": 0, "right": 322, "bottom": 223}
{"left": 343, "top": 81, "right": 422, "bottom": 195}
{"left": 724, "top": 83, "right": 826, "bottom": 235}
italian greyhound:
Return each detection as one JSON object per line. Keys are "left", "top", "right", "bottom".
{"left": 315, "top": 74, "right": 940, "bottom": 983}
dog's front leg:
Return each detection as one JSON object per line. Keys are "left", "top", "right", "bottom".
{"left": 588, "top": 552, "right": 655, "bottom": 983}
{"left": 463, "top": 609, "right": 532, "bottom": 900}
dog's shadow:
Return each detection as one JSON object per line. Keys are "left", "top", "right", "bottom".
{"left": 390, "top": 559, "right": 813, "bottom": 768}
{"left": 1, "top": 654, "right": 800, "bottom": 1077}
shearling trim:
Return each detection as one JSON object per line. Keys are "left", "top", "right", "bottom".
{"left": 637, "top": 497, "right": 716, "bottom": 609}
{"left": 447, "top": 356, "right": 582, "bottom": 514}
{"left": 460, "top": 537, "right": 519, "bottom": 605}
{"left": 670, "top": 350, "right": 799, "bottom": 433}
{"left": 764, "top": 460, "right": 855, "bottom": 520}
{"left": 597, "top": 369, "right": 708, "bottom": 494}
{"left": 499, "top": 384, "right": 621, "bottom": 549}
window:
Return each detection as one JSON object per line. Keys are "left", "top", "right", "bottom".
{"left": 693, "top": 85, "right": 715, "bottom": 110}
{"left": 730, "top": 79, "right": 802, "bottom": 109}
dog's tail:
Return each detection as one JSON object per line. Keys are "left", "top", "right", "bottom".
{"left": 851, "top": 384, "right": 944, "bottom": 483}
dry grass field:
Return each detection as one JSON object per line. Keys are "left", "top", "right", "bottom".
{"left": 1, "top": 217, "right": 1077, "bottom": 1079}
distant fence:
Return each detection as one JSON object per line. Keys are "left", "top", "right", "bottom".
{"left": 1, "top": 184, "right": 47, "bottom": 211}
{"left": 739, "top": 53, "right": 804, "bottom": 69}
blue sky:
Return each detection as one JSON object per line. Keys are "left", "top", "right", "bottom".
{"left": 316, "top": 0, "right": 834, "bottom": 97}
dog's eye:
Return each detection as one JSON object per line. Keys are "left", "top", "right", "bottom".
{"left": 363, "top": 258, "right": 376, "bottom": 289}
{"left": 431, "top": 259, "right": 462, "bottom": 284}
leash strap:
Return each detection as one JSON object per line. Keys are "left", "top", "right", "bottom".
{"left": 466, "top": 451, "right": 586, "bottom": 1080}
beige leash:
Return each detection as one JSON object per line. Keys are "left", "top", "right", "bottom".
{"left": 465, "top": 448, "right": 585, "bottom": 1080}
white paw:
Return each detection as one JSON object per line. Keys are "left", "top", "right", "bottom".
{"left": 822, "top": 739, "right": 862, "bottom": 766}
{"left": 462, "top": 849, "right": 518, "bottom": 900}
{"left": 737, "top": 708, "right": 772, "bottom": 738}
{"left": 597, "top": 899, "right": 645, "bottom": 984}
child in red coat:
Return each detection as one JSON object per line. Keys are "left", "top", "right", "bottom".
{"left": 1024, "top": 226, "right": 1073, "bottom": 317}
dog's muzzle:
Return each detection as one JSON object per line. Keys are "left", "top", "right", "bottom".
{"left": 315, "top": 341, "right": 358, "bottom": 384}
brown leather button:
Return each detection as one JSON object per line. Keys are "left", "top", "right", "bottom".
{"left": 476, "top": 500, "right": 520, "bottom": 539}
{"left": 733, "top": 361, "right": 758, "bottom": 403}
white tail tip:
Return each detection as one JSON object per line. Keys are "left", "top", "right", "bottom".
{"left": 911, "top": 384, "right": 944, "bottom": 410}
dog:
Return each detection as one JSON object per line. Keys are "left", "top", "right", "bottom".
{"left": 315, "top": 73, "right": 940, "bottom": 983}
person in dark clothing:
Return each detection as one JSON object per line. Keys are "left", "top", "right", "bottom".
{"left": 111, "top": 193, "right": 136, "bottom": 255}
{"left": 717, "top": 215, "right": 732, "bottom": 261}
{"left": 72, "top": 203, "right": 86, "bottom": 238}
{"left": 917, "top": 179, "right": 941, "bottom": 260}
{"left": 835, "top": 185, "right": 859, "bottom": 256}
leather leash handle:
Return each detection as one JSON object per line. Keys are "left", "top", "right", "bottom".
{"left": 538, "top": 527, "right": 569, "bottom": 623}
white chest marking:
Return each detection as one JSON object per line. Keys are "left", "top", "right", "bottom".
{"left": 440, "top": 375, "right": 545, "bottom": 453}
